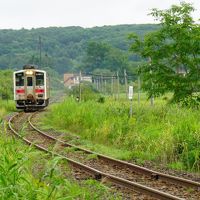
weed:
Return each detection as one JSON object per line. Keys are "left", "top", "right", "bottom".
{"left": 0, "top": 132, "right": 118, "bottom": 199}
{"left": 86, "top": 154, "right": 98, "bottom": 160}
{"left": 41, "top": 98, "right": 200, "bottom": 172}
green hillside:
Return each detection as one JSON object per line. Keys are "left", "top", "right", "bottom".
{"left": 0, "top": 24, "right": 158, "bottom": 74}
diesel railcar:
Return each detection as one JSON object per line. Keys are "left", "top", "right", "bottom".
{"left": 13, "top": 64, "right": 50, "bottom": 110}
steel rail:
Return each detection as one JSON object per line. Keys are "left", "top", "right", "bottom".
{"left": 29, "top": 112, "right": 200, "bottom": 190}
{"left": 8, "top": 112, "right": 184, "bottom": 200}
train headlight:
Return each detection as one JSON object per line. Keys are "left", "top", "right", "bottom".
{"left": 26, "top": 70, "right": 33, "bottom": 75}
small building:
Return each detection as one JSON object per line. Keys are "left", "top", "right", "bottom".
{"left": 63, "top": 73, "right": 79, "bottom": 88}
{"left": 63, "top": 73, "right": 92, "bottom": 88}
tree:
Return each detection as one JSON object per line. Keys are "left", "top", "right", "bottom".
{"left": 0, "top": 70, "right": 13, "bottom": 100}
{"left": 104, "top": 48, "right": 129, "bottom": 74}
{"left": 129, "top": 2, "right": 200, "bottom": 105}
{"left": 84, "top": 41, "right": 129, "bottom": 74}
{"left": 84, "top": 41, "right": 111, "bottom": 71}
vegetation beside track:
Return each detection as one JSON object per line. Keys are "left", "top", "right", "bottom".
{"left": 0, "top": 103, "right": 118, "bottom": 200}
{"left": 0, "top": 100, "right": 15, "bottom": 121}
{"left": 41, "top": 97, "right": 200, "bottom": 172}
{"left": 0, "top": 133, "right": 117, "bottom": 200}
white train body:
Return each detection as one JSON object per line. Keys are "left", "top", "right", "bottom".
{"left": 13, "top": 65, "right": 50, "bottom": 110}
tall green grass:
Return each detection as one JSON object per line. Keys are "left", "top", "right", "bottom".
{"left": 0, "top": 100, "right": 15, "bottom": 121}
{"left": 0, "top": 131, "right": 118, "bottom": 199}
{"left": 42, "top": 98, "right": 200, "bottom": 172}
{"left": 0, "top": 99, "right": 118, "bottom": 199}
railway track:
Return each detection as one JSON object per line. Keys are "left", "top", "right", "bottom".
{"left": 8, "top": 111, "right": 200, "bottom": 200}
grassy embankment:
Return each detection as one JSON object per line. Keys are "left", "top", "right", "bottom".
{"left": 0, "top": 100, "right": 117, "bottom": 200}
{"left": 41, "top": 96, "right": 200, "bottom": 172}
{"left": 0, "top": 100, "right": 15, "bottom": 121}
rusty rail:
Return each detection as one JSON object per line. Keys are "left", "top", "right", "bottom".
{"left": 29, "top": 112, "right": 200, "bottom": 190}
{"left": 7, "top": 112, "right": 187, "bottom": 200}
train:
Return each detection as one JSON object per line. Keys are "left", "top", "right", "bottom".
{"left": 13, "top": 64, "right": 50, "bottom": 110}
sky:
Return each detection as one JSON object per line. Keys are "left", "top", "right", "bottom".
{"left": 0, "top": 0, "right": 199, "bottom": 29}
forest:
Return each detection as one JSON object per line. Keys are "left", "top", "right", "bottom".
{"left": 0, "top": 24, "right": 158, "bottom": 74}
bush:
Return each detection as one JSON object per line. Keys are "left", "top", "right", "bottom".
{"left": 97, "top": 96, "right": 105, "bottom": 103}
{"left": 179, "top": 95, "right": 200, "bottom": 108}
{"left": 67, "top": 83, "right": 101, "bottom": 102}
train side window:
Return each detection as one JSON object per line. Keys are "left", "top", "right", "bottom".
{"left": 36, "top": 72, "right": 44, "bottom": 86}
{"left": 27, "top": 77, "right": 33, "bottom": 86}
{"left": 15, "top": 73, "right": 24, "bottom": 86}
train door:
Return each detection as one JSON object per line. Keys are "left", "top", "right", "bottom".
{"left": 26, "top": 74, "right": 35, "bottom": 103}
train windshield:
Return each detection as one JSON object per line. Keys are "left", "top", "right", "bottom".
{"left": 36, "top": 72, "right": 44, "bottom": 86}
{"left": 15, "top": 72, "right": 24, "bottom": 86}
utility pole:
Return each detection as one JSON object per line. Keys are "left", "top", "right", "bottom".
{"left": 114, "top": 75, "right": 117, "bottom": 100}
{"left": 39, "top": 36, "right": 42, "bottom": 66}
{"left": 95, "top": 78, "right": 98, "bottom": 90}
{"left": 124, "top": 69, "right": 128, "bottom": 99}
{"left": 138, "top": 75, "right": 141, "bottom": 105}
{"left": 101, "top": 73, "right": 103, "bottom": 93}
{"left": 45, "top": 53, "right": 48, "bottom": 67}
{"left": 111, "top": 75, "right": 114, "bottom": 97}
{"left": 128, "top": 86, "right": 133, "bottom": 118}
{"left": 149, "top": 57, "right": 154, "bottom": 106}
{"left": 117, "top": 71, "right": 120, "bottom": 100}
{"left": 97, "top": 77, "right": 99, "bottom": 91}
{"left": 79, "top": 71, "right": 82, "bottom": 102}
{"left": 137, "top": 65, "right": 141, "bottom": 105}
{"left": 99, "top": 75, "right": 101, "bottom": 92}
{"left": 104, "top": 79, "right": 107, "bottom": 95}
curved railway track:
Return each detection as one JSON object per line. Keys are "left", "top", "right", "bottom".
{"left": 8, "top": 111, "right": 200, "bottom": 200}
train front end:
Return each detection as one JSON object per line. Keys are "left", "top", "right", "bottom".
{"left": 13, "top": 65, "right": 49, "bottom": 110}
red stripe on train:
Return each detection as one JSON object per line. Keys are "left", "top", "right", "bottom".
{"left": 16, "top": 89, "right": 25, "bottom": 94}
{"left": 35, "top": 89, "right": 45, "bottom": 93}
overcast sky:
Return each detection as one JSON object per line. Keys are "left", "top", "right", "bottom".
{"left": 0, "top": 0, "right": 199, "bottom": 29}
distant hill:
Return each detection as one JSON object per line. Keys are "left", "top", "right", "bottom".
{"left": 0, "top": 24, "right": 159, "bottom": 74}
